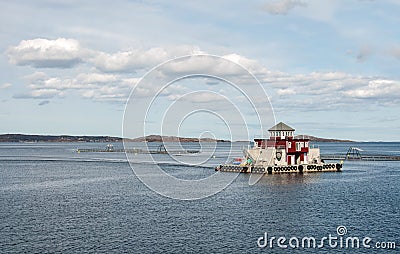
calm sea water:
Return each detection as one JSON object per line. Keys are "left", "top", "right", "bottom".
{"left": 0, "top": 142, "right": 399, "bottom": 253}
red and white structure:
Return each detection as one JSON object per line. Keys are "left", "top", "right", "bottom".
{"left": 216, "top": 122, "right": 342, "bottom": 174}
{"left": 254, "top": 122, "right": 318, "bottom": 165}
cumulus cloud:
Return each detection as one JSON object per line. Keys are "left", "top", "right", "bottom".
{"left": 6, "top": 38, "right": 88, "bottom": 68}
{"left": 13, "top": 89, "right": 64, "bottom": 99}
{"left": 82, "top": 84, "right": 133, "bottom": 101}
{"left": 76, "top": 73, "right": 119, "bottom": 84}
{"left": 263, "top": 0, "right": 307, "bottom": 15}
{"left": 277, "top": 88, "right": 296, "bottom": 96}
{"left": 15, "top": 59, "right": 400, "bottom": 109}
{"left": 15, "top": 70, "right": 138, "bottom": 101}
{"left": 92, "top": 45, "right": 204, "bottom": 72}
{"left": 170, "top": 91, "right": 225, "bottom": 103}
{"left": 6, "top": 38, "right": 206, "bottom": 73}
{"left": 1, "top": 83, "right": 12, "bottom": 89}
{"left": 265, "top": 71, "right": 400, "bottom": 111}
{"left": 157, "top": 53, "right": 278, "bottom": 82}
{"left": 343, "top": 79, "right": 400, "bottom": 99}
{"left": 8, "top": 37, "right": 400, "bottom": 110}
{"left": 6, "top": 38, "right": 269, "bottom": 78}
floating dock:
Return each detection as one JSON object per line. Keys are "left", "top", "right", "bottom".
{"left": 321, "top": 147, "right": 400, "bottom": 161}
{"left": 76, "top": 144, "right": 199, "bottom": 154}
{"left": 216, "top": 122, "right": 344, "bottom": 175}
{"left": 216, "top": 163, "right": 342, "bottom": 174}
{"left": 321, "top": 154, "right": 400, "bottom": 161}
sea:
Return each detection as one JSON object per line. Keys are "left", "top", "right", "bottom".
{"left": 0, "top": 142, "right": 399, "bottom": 253}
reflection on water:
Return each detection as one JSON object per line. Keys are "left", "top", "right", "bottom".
{"left": 254, "top": 172, "right": 322, "bottom": 186}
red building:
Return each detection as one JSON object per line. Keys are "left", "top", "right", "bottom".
{"left": 254, "top": 122, "right": 310, "bottom": 165}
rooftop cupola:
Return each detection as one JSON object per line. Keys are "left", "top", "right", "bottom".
{"left": 268, "top": 122, "right": 295, "bottom": 138}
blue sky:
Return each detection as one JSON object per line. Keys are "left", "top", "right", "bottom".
{"left": 1, "top": 0, "right": 400, "bottom": 141}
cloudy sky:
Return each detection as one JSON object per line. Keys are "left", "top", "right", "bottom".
{"left": 1, "top": 0, "right": 399, "bottom": 141}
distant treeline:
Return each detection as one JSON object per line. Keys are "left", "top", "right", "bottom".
{"left": 0, "top": 134, "right": 122, "bottom": 143}
{"left": 295, "top": 135, "right": 354, "bottom": 143}
{"left": 0, "top": 134, "right": 228, "bottom": 143}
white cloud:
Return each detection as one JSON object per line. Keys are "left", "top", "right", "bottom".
{"left": 76, "top": 73, "right": 119, "bottom": 84}
{"left": 24, "top": 72, "right": 49, "bottom": 82}
{"left": 263, "top": 0, "right": 307, "bottom": 15}
{"left": 266, "top": 71, "right": 400, "bottom": 112}
{"left": 16, "top": 70, "right": 138, "bottom": 101}
{"left": 92, "top": 45, "right": 204, "bottom": 72}
{"left": 31, "top": 89, "right": 64, "bottom": 98}
{"left": 8, "top": 38, "right": 400, "bottom": 110}
{"left": 169, "top": 92, "right": 225, "bottom": 103}
{"left": 1, "top": 83, "right": 12, "bottom": 89}
{"left": 277, "top": 88, "right": 296, "bottom": 96}
{"left": 13, "top": 89, "right": 64, "bottom": 99}
{"left": 343, "top": 79, "right": 400, "bottom": 99}
{"left": 15, "top": 56, "right": 400, "bottom": 109}
{"left": 6, "top": 38, "right": 88, "bottom": 68}
{"left": 82, "top": 85, "right": 128, "bottom": 101}
{"left": 6, "top": 38, "right": 274, "bottom": 79}
{"left": 157, "top": 53, "right": 279, "bottom": 82}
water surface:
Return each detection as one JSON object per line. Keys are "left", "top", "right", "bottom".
{"left": 0, "top": 142, "right": 399, "bottom": 253}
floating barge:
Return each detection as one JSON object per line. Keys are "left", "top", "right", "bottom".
{"left": 77, "top": 144, "right": 199, "bottom": 154}
{"left": 216, "top": 122, "right": 343, "bottom": 174}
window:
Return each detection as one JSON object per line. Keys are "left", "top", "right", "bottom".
{"left": 288, "top": 142, "right": 292, "bottom": 148}
{"left": 296, "top": 142, "right": 301, "bottom": 151}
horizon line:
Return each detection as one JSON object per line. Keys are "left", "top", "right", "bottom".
{"left": 0, "top": 133, "right": 399, "bottom": 143}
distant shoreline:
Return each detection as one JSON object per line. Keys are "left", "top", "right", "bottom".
{"left": 0, "top": 134, "right": 228, "bottom": 143}
{"left": 0, "top": 133, "right": 360, "bottom": 143}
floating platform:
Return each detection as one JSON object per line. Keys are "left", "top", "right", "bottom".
{"left": 321, "top": 147, "right": 400, "bottom": 161}
{"left": 215, "top": 163, "right": 342, "bottom": 174}
{"left": 321, "top": 154, "right": 400, "bottom": 161}
{"left": 77, "top": 144, "right": 199, "bottom": 154}
{"left": 76, "top": 148, "right": 199, "bottom": 154}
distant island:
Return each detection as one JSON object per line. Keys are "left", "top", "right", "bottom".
{"left": 0, "top": 134, "right": 228, "bottom": 143}
{"left": 0, "top": 134, "right": 123, "bottom": 143}
{"left": 0, "top": 134, "right": 353, "bottom": 143}
{"left": 294, "top": 135, "right": 354, "bottom": 143}
{"left": 128, "top": 135, "right": 228, "bottom": 143}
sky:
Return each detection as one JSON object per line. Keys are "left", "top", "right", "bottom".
{"left": 1, "top": 0, "right": 400, "bottom": 141}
